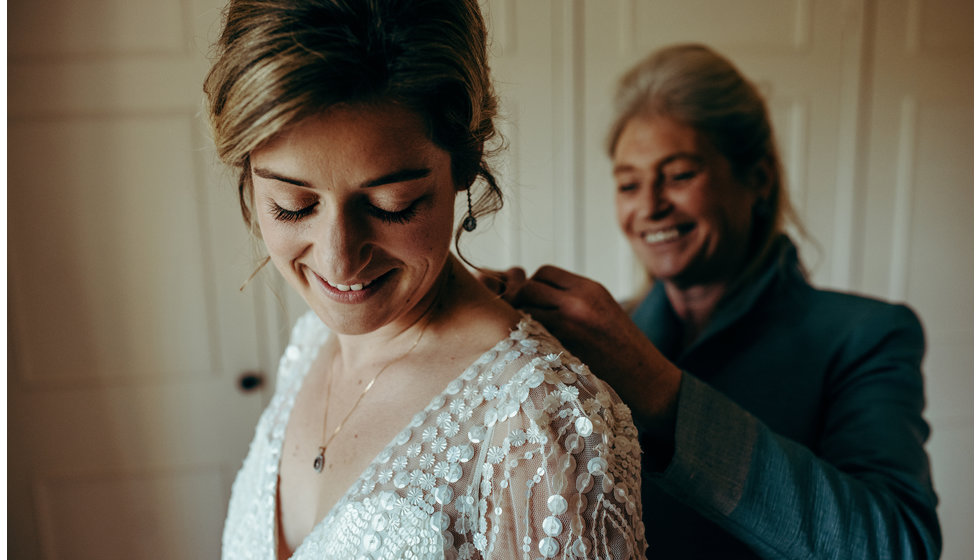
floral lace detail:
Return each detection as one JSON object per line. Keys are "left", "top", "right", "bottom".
{"left": 223, "top": 311, "right": 646, "bottom": 559}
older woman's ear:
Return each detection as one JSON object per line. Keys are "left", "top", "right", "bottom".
{"left": 749, "top": 155, "right": 776, "bottom": 201}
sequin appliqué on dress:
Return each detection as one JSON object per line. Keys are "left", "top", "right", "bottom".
{"left": 222, "top": 311, "right": 647, "bottom": 559}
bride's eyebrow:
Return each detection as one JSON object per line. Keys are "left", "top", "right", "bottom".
{"left": 251, "top": 167, "right": 311, "bottom": 187}
{"left": 361, "top": 167, "right": 431, "bottom": 188}
{"left": 250, "top": 166, "right": 432, "bottom": 189}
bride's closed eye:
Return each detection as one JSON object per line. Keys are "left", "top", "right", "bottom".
{"left": 268, "top": 200, "right": 318, "bottom": 222}
{"left": 365, "top": 198, "right": 422, "bottom": 224}
{"left": 266, "top": 196, "right": 426, "bottom": 225}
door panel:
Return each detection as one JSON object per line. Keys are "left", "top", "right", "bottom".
{"left": 858, "top": 2, "right": 973, "bottom": 558}
{"left": 8, "top": 0, "right": 272, "bottom": 558}
{"left": 9, "top": 117, "right": 215, "bottom": 383}
{"left": 36, "top": 468, "right": 225, "bottom": 560}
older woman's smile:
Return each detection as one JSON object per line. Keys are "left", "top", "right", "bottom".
{"left": 641, "top": 224, "right": 695, "bottom": 245}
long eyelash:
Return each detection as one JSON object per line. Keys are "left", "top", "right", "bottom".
{"left": 367, "top": 202, "right": 420, "bottom": 225}
{"left": 269, "top": 201, "right": 317, "bottom": 222}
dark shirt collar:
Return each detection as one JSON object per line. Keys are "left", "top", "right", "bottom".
{"left": 631, "top": 236, "right": 803, "bottom": 362}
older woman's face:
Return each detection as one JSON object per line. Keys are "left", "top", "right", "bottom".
{"left": 249, "top": 104, "right": 459, "bottom": 335}
{"left": 613, "top": 115, "right": 763, "bottom": 289}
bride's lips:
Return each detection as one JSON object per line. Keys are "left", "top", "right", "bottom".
{"left": 309, "top": 268, "right": 394, "bottom": 303}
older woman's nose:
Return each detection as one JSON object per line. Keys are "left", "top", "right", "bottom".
{"left": 639, "top": 182, "right": 672, "bottom": 221}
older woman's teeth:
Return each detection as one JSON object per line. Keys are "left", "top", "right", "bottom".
{"left": 644, "top": 228, "right": 680, "bottom": 244}
{"left": 327, "top": 280, "right": 370, "bottom": 291}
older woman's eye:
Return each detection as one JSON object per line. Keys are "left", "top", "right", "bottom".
{"left": 268, "top": 200, "right": 317, "bottom": 222}
{"left": 617, "top": 183, "right": 639, "bottom": 193}
{"left": 667, "top": 170, "right": 698, "bottom": 183}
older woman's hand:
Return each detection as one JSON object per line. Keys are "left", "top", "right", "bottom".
{"left": 510, "top": 265, "right": 682, "bottom": 440}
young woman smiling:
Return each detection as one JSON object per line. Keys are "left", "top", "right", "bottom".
{"left": 206, "top": 1, "right": 647, "bottom": 558}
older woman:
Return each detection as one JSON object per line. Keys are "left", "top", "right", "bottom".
{"left": 205, "top": 1, "right": 646, "bottom": 558}
{"left": 506, "top": 44, "right": 941, "bottom": 558}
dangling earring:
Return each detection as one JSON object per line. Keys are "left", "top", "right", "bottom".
{"left": 239, "top": 255, "right": 271, "bottom": 292}
{"left": 462, "top": 185, "right": 477, "bottom": 232}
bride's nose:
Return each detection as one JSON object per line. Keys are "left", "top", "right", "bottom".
{"left": 314, "top": 205, "right": 371, "bottom": 282}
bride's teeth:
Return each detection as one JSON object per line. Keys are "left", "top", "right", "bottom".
{"left": 327, "top": 279, "right": 371, "bottom": 291}
{"left": 644, "top": 228, "right": 681, "bottom": 244}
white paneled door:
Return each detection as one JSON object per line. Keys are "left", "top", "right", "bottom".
{"left": 7, "top": 0, "right": 302, "bottom": 557}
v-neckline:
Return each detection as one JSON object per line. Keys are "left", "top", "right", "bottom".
{"left": 270, "top": 313, "right": 536, "bottom": 559}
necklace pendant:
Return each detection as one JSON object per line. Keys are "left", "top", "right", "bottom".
{"left": 313, "top": 447, "right": 325, "bottom": 473}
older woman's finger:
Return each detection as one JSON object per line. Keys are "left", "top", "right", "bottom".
{"left": 526, "top": 264, "right": 585, "bottom": 291}
{"left": 511, "top": 273, "right": 563, "bottom": 311}
{"left": 498, "top": 267, "right": 528, "bottom": 302}
{"left": 478, "top": 266, "right": 527, "bottom": 300}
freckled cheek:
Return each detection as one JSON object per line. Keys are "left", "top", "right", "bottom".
{"left": 381, "top": 196, "right": 455, "bottom": 262}
{"left": 258, "top": 221, "right": 306, "bottom": 262}
{"left": 404, "top": 222, "right": 451, "bottom": 258}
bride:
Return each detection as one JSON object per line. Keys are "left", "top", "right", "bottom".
{"left": 206, "top": 0, "right": 646, "bottom": 558}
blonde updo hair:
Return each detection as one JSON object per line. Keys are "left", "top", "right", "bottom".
{"left": 608, "top": 44, "right": 798, "bottom": 277}
{"left": 204, "top": 0, "right": 502, "bottom": 243}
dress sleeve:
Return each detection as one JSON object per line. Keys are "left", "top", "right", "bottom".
{"left": 476, "top": 353, "right": 647, "bottom": 559}
{"left": 654, "top": 304, "right": 941, "bottom": 559}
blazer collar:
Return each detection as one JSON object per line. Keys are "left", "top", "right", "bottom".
{"left": 631, "top": 236, "right": 802, "bottom": 363}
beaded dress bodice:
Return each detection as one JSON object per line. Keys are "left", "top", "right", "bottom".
{"left": 222, "top": 311, "right": 646, "bottom": 559}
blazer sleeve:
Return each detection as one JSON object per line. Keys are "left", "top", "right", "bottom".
{"left": 650, "top": 304, "right": 941, "bottom": 559}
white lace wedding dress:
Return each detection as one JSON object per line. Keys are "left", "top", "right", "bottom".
{"left": 222, "top": 311, "right": 646, "bottom": 559}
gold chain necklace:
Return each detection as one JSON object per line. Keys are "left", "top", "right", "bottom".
{"left": 313, "top": 324, "right": 428, "bottom": 473}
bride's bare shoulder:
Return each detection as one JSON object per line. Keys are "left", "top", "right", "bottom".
{"left": 429, "top": 264, "right": 522, "bottom": 356}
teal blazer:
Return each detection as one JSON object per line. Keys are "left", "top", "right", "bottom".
{"left": 633, "top": 237, "right": 941, "bottom": 558}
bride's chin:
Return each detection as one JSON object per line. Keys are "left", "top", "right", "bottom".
{"left": 315, "top": 310, "right": 385, "bottom": 336}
